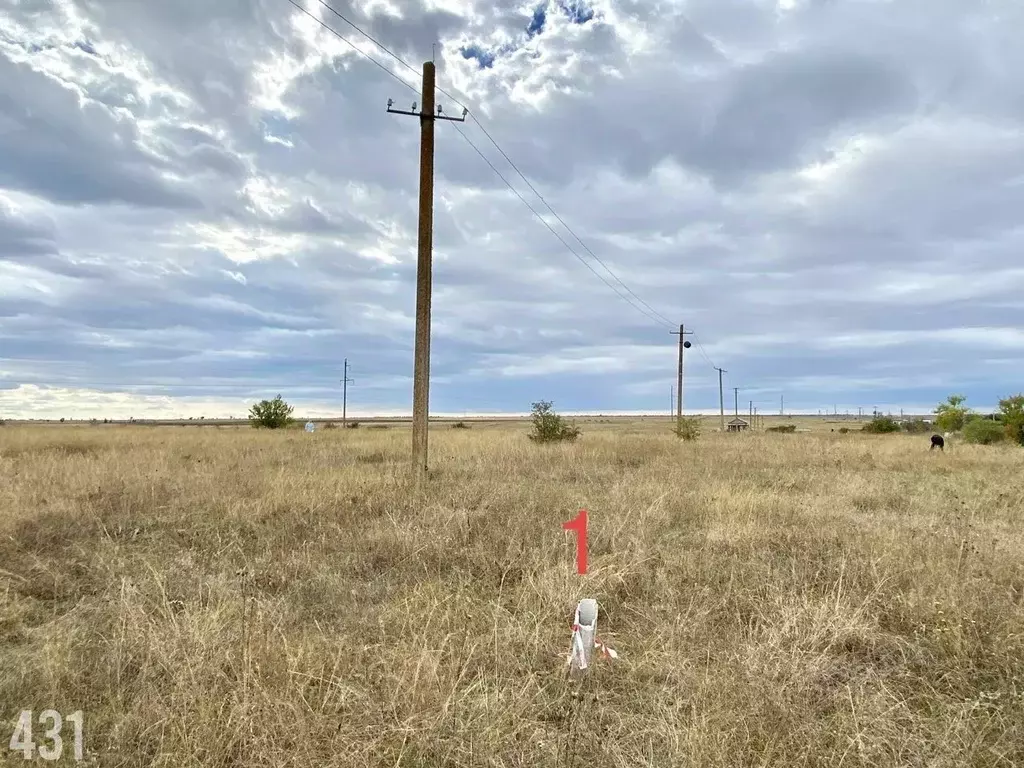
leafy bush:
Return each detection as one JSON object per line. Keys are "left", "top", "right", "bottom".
{"left": 451, "top": 421, "right": 470, "bottom": 429}
{"left": 528, "top": 400, "right": 580, "bottom": 443}
{"left": 248, "top": 395, "right": 294, "bottom": 429}
{"left": 962, "top": 418, "right": 1006, "bottom": 445}
{"left": 323, "top": 421, "right": 338, "bottom": 430}
{"left": 862, "top": 416, "right": 901, "bottom": 434}
{"left": 346, "top": 421, "right": 360, "bottom": 429}
{"left": 673, "top": 417, "right": 701, "bottom": 441}
{"left": 838, "top": 427, "right": 849, "bottom": 434}
{"left": 998, "top": 394, "right": 1024, "bottom": 446}
{"left": 902, "top": 419, "right": 932, "bottom": 434}
{"left": 935, "top": 394, "right": 971, "bottom": 433}
{"left": 767, "top": 424, "right": 796, "bottom": 433}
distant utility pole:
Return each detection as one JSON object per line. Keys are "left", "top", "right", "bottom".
{"left": 733, "top": 387, "right": 739, "bottom": 417}
{"left": 715, "top": 367, "right": 727, "bottom": 431}
{"left": 780, "top": 394, "right": 784, "bottom": 416}
{"left": 749, "top": 400, "right": 753, "bottom": 421}
{"left": 387, "top": 62, "right": 467, "bottom": 483}
{"left": 670, "top": 324, "right": 693, "bottom": 428}
{"left": 340, "top": 358, "right": 354, "bottom": 428}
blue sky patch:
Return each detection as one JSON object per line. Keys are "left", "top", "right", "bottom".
{"left": 559, "top": 0, "right": 595, "bottom": 24}
{"left": 460, "top": 44, "right": 496, "bottom": 69}
{"left": 527, "top": 6, "right": 547, "bottom": 38}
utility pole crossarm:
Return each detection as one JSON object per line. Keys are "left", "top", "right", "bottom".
{"left": 386, "top": 99, "right": 468, "bottom": 122}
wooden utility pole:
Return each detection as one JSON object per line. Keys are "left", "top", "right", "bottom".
{"left": 670, "top": 325, "right": 692, "bottom": 429}
{"left": 733, "top": 387, "right": 739, "bottom": 417}
{"left": 780, "top": 394, "right": 784, "bottom": 416}
{"left": 387, "top": 62, "right": 466, "bottom": 483}
{"left": 715, "top": 367, "right": 727, "bottom": 431}
{"left": 340, "top": 358, "right": 353, "bottom": 428}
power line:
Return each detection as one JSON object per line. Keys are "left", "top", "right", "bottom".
{"left": 450, "top": 124, "right": 673, "bottom": 328}
{"left": 284, "top": 0, "right": 417, "bottom": 96}
{"left": 296, "top": 0, "right": 677, "bottom": 330}
{"left": 692, "top": 335, "right": 717, "bottom": 369}
{"left": 279, "top": 1, "right": 735, "bottom": 389}
{"left": 314, "top": 0, "right": 421, "bottom": 79}
{"left": 464, "top": 113, "right": 675, "bottom": 327}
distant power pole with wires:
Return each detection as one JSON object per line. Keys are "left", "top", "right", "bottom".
{"left": 670, "top": 324, "right": 692, "bottom": 428}
{"left": 340, "top": 358, "right": 354, "bottom": 428}
{"left": 715, "top": 367, "right": 727, "bottom": 432}
{"left": 387, "top": 62, "right": 467, "bottom": 485}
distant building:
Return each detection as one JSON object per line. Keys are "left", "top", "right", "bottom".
{"left": 727, "top": 417, "right": 749, "bottom": 432}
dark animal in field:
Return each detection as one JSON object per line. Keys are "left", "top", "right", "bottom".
{"left": 930, "top": 434, "right": 944, "bottom": 451}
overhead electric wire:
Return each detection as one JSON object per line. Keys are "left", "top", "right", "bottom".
{"left": 448, "top": 124, "right": 673, "bottom": 328}
{"left": 299, "top": 0, "right": 678, "bottom": 331}
{"left": 692, "top": 336, "right": 717, "bottom": 369}
{"left": 284, "top": 0, "right": 418, "bottom": 96}
{"left": 278, "top": 0, "right": 733, "bottom": 398}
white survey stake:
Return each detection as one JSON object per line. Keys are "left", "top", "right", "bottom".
{"left": 567, "top": 598, "right": 618, "bottom": 677}
{"left": 8, "top": 709, "right": 83, "bottom": 761}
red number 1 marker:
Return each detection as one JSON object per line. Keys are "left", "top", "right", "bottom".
{"left": 562, "top": 508, "right": 589, "bottom": 575}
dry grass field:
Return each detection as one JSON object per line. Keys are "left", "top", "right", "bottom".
{"left": 2, "top": 419, "right": 1023, "bottom": 767}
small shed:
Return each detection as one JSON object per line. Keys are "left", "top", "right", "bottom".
{"left": 727, "top": 417, "right": 749, "bottom": 432}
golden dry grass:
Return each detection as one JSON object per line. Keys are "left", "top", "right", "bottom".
{"left": 1, "top": 421, "right": 1023, "bottom": 767}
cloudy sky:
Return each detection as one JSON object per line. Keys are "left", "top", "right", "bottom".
{"left": 1, "top": 0, "right": 1022, "bottom": 420}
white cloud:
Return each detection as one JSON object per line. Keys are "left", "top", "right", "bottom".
{"left": 1, "top": 0, "right": 1022, "bottom": 418}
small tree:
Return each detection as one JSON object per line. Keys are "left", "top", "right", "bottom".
{"left": 935, "top": 394, "right": 971, "bottom": 433}
{"left": 998, "top": 394, "right": 1024, "bottom": 446}
{"left": 673, "top": 417, "right": 701, "bottom": 441}
{"left": 528, "top": 400, "right": 580, "bottom": 443}
{"left": 249, "top": 395, "right": 294, "bottom": 429}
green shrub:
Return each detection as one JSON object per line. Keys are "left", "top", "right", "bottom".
{"left": 248, "top": 395, "right": 294, "bottom": 429}
{"left": 998, "top": 394, "right": 1024, "bottom": 446}
{"left": 346, "top": 421, "right": 360, "bottom": 429}
{"left": 451, "top": 421, "right": 470, "bottom": 429}
{"left": 902, "top": 419, "right": 931, "bottom": 434}
{"left": 838, "top": 427, "right": 849, "bottom": 434}
{"left": 527, "top": 400, "right": 580, "bottom": 443}
{"left": 767, "top": 424, "right": 796, "bottom": 433}
{"left": 962, "top": 418, "right": 1006, "bottom": 445}
{"left": 862, "top": 416, "right": 901, "bottom": 434}
{"left": 673, "top": 417, "right": 701, "bottom": 441}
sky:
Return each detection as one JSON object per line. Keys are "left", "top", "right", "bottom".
{"left": 1, "top": 0, "right": 1022, "bottom": 420}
